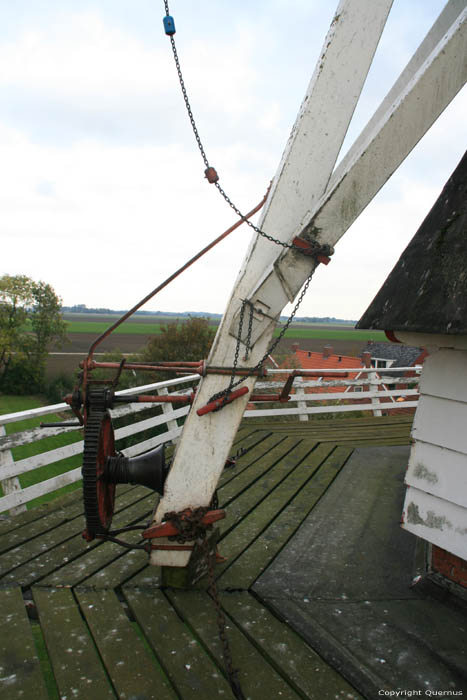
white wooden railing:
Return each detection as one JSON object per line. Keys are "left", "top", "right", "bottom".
{"left": 0, "top": 366, "right": 420, "bottom": 515}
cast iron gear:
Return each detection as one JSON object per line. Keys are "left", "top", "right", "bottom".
{"left": 82, "top": 389, "right": 116, "bottom": 540}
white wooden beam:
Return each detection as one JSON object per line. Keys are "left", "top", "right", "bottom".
{"left": 150, "top": 0, "right": 395, "bottom": 567}
{"left": 247, "top": 4, "right": 467, "bottom": 331}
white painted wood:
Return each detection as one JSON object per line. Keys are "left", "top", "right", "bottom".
{"left": 0, "top": 426, "right": 27, "bottom": 515}
{"left": 0, "top": 375, "right": 199, "bottom": 426}
{"left": 327, "top": 0, "right": 467, "bottom": 194}
{"left": 391, "top": 331, "right": 467, "bottom": 351}
{"left": 369, "top": 370, "right": 382, "bottom": 417}
{"left": 0, "top": 466, "right": 82, "bottom": 513}
{"left": 406, "top": 440, "right": 467, "bottom": 509}
{"left": 269, "top": 367, "right": 421, "bottom": 374}
{"left": 250, "top": 388, "right": 418, "bottom": 402}
{"left": 245, "top": 9, "right": 467, "bottom": 337}
{"left": 244, "top": 401, "right": 419, "bottom": 418}
{"left": 296, "top": 6, "right": 467, "bottom": 248}
{"left": 122, "top": 426, "right": 183, "bottom": 458}
{"left": 1, "top": 404, "right": 191, "bottom": 481}
{"left": 157, "top": 387, "right": 181, "bottom": 442}
{"left": 402, "top": 346, "right": 467, "bottom": 557}
{"left": 419, "top": 349, "right": 467, "bottom": 402}
{"left": 402, "top": 486, "right": 467, "bottom": 560}
{"left": 412, "top": 395, "right": 467, "bottom": 454}
{"left": 295, "top": 376, "right": 309, "bottom": 422}
{"left": 255, "top": 377, "right": 419, "bottom": 389}
{"left": 150, "top": 0, "right": 395, "bottom": 567}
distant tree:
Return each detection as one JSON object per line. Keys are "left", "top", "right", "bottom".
{"left": 139, "top": 317, "right": 216, "bottom": 380}
{"left": 0, "top": 274, "right": 68, "bottom": 393}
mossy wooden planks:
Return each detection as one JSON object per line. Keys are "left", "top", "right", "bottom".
{"left": 167, "top": 589, "right": 301, "bottom": 699}
{"left": 0, "top": 485, "right": 135, "bottom": 556}
{"left": 217, "top": 432, "right": 290, "bottom": 494}
{"left": 0, "top": 488, "right": 83, "bottom": 537}
{"left": 218, "top": 436, "right": 303, "bottom": 515}
{"left": 217, "top": 445, "right": 352, "bottom": 589}
{"left": 1, "top": 487, "right": 153, "bottom": 587}
{"left": 0, "top": 586, "right": 48, "bottom": 700}
{"left": 33, "top": 587, "right": 115, "bottom": 699}
{"left": 215, "top": 440, "right": 324, "bottom": 581}
{"left": 220, "top": 592, "right": 362, "bottom": 699}
{"left": 39, "top": 492, "right": 155, "bottom": 587}
{"left": 75, "top": 589, "right": 176, "bottom": 700}
{"left": 125, "top": 588, "right": 232, "bottom": 698}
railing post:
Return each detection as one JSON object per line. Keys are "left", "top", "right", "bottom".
{"left": 156, "top": 387, "right": 181, "bottom": 443}
{"left": 369, "top": 370, "right": 382, "bottom": 417}
{"left": 296, "top": 376, "right": 309, "bottom": 422}
{"left": 0, "top": 425, "right": 27, "bottom": 516}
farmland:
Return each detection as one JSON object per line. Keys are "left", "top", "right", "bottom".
{"left": 45, "top": 313, "right": 387, "bottom": 379}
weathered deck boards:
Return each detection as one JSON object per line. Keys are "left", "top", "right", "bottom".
{"left": 8, "top": 415, "right": 465, "bottom": 699}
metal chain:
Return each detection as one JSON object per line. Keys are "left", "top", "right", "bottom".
{"left": 162, "top": 0, "right": 332, "bottom": 259}
{"left": 164, "top": 507, "right": 210, "bottom": 544}
{"left": 244, "top": 301, "right": 254, "bottom": 361}
{"left": 217, "top": 299, "right": 245, "bottom": 410}
{"left": 208, "top": 269, "right": 314, "bottom": 405}
{"left": 161, "top": 502, "right": 246, "bottom": 698}
{"left": 204, "top": 539, "right": 246, "bottom": 700}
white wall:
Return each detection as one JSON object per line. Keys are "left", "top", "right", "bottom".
{"left": 402, "top": 347, "right": 467, "bottom": 560}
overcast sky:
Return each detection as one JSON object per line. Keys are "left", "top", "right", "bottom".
{"left": 1, "top": 0, "right": 465, "bottom": 320}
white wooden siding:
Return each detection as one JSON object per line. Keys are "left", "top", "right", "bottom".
{"left": 402, "top": 486, "right": 467, "bottom": 561}
{"left": 402, "top": 348, "right": 467, "bottom": 559}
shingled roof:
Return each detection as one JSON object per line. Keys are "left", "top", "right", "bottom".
{"left": 359, "top": 342, "right": 424, "bottom": 368}
{"left": 357, "top": 151, "right": 467, "bottom": 335}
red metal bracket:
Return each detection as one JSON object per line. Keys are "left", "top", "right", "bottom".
{"left": 197, "top": 386, "right": 249, "bottom": 416}
{"left": 142, "top": 508, "right": 226, "bottom": 540}
{"left": 292, "top": 236, "right": 331, "bottom": 265}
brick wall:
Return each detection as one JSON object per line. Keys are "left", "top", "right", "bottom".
{"left": 432, "top": 545, "right": 467, "bottom": 589}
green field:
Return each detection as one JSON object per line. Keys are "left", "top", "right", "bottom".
{"left": 62, "top": 318, "right": 385, "bottom": 342}
{"left": 64, "top": 320, "right": 162, "bottom": 334}
{"left": 273, "top": 327, "right": 385, "bottom": 341}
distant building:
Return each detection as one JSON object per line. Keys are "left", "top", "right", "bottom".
{"left": 360, "top": 341, "right": 427, "bottom": 372}
{"left": 358, "top": 150, "right": 467, "bottom": 592}
{"left": 286, "top": 343, "right": 365, "bottom": 395}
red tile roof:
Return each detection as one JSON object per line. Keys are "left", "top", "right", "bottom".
{"left": 291, "top": 349, "right": 363, "bottom": 372}
{"left": 280, "top": 349, "right": 366, "bottom": 395}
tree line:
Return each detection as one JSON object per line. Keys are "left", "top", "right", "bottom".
{"left": 0, "top": 274, "right": 216, "bottom": 400}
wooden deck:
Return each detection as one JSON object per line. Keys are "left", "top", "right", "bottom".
{"left": 0, "top": 415, "right": 414, "bottom": 699}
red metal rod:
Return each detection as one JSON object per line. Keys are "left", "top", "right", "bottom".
{"left": 197, "top": 386, "right": 249, "bottom": 416}
{"left": 250, "top": 393, "right": 290, "bottom": 403}
{"left": 85, "top": 188, "right": 269, "bottom": 366}
{"left": 134, "top": 394, "right": 193, "bottom": 404}
{"left": 81, "top": 360, "right": 204, "bottom": 374}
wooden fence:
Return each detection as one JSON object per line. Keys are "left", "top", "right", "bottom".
{"left": 0, "top": 367, "right": 420, "bottom": 515}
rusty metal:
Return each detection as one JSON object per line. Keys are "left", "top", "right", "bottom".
{"left": 80, "top": 359, "right": 269, "bottom": 379}
{"left": 205, "top": 166, "right": 219, "bottom": 183}
{"left": 197, "top": 386, "right": 249, "bottom": 416}
{"left": 291, "top": 236, "right": 332, "bottom": 264}
{"left": 123, "top": 393, "right": 194, "bottom": 404}
{"left": 250, "top": 393, "right": 290, "bottom": 403}
{"left": 81, "top": 360, "right": 205, "bottom": 374}
{"left": 142, "top": 508, "right": 225, "bottom": 540}
{"left": 82, "top": 189, "right": 269, "bottom": 397}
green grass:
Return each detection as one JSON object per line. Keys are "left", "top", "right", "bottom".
{"left": 64, "top": 320, "right": 163, "bottom": 334}
{"left": 273, "top": 327, "right": 386, "bottom": 341}
{"left": 0, "top": 394, "right": 83, "bottom": 510}
{"left": 62, "top": 319, "right": 385, "bottom": 342}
